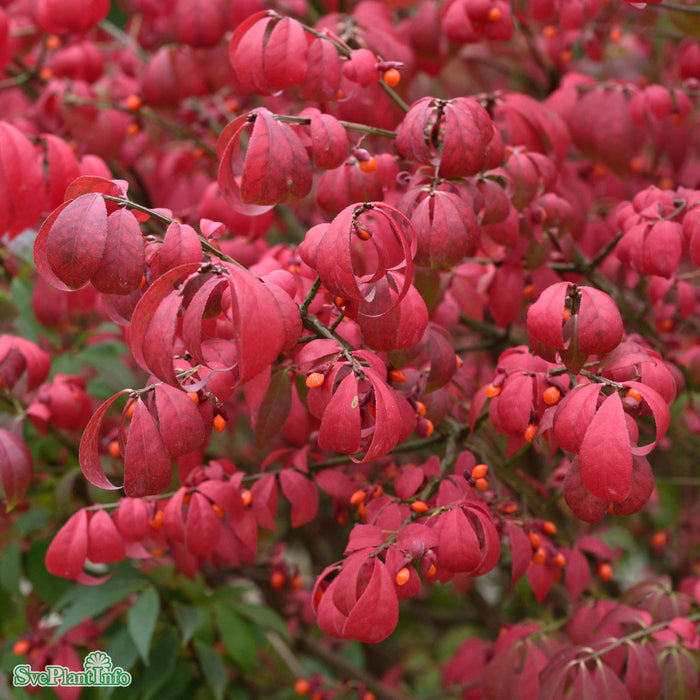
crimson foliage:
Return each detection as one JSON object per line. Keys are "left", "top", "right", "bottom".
{"left": 1, "top": 1, "right": 700, "bottom": 699}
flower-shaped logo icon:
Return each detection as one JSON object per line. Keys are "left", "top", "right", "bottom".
{"left": 83, "top": 651, "right": 112, "bottom": 672}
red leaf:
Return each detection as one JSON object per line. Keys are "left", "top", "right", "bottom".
{"left": 563, "top": 457, "right": 609, "bottom": 524}
{"left": 91, "top": 208, "right": 145, "bottom": 295}
{"left": 46, "top": 509, "right": 89, "bottom": 579}
{"left": 564, "top": 547, "right": 591, "bottom": 600}
{"left": 0, "top": 429, "right": 33, "bottom": 511}
{"left": 488, "top": 260, "right": 524, "bottom": 327}
{"left": 299, "top": 37, "right": 341, "bottom": 102}
{"left": 279, "top": 469, "right": 318, "bottom": 527}
{"left": 251, "top": 472, "right": 278, "bottom": 530}
{"left": 154, "top": 384, "right": 207, "bottom": 457}
{"left": 579, "top": 392, "right": 633, "bottom": 502}
{"left": 576, "top": 286, "right": 624, "bottom": 356}
{"left": 264, "top": 17, "right": 308, "bottom": 90}
{"left": 123, "top": 399, "right": 173, "bottom": 497}
{"left": 552, "top": 383, "right": 601, "bottom": 454}
{"left": 361, "top": 369, "right": 403, "bottom": 462}
{"left": 241, "top": 110, "right": 312, "bottom": 207}
{"left": 624, "top": 380, "right": 671, "bottom": 456}
{"left": 625, "top": 642, "right": 662, "bottom": 700}
{"left": 45, "top": 193, "right": 108, "bottom": 289}
{"left": 506, "top": 520, "right": 532, "bottom": 585}
{"left": 527, "top": 281, "right": 569, "bottom": 350}
{"left": 255, "top": 367, "right": 292, "bottom": 448}
{"left": 186, "top": 492, "right": 221, "bottom": 556}
{"left": 437, "top": 506, "right": 481, "bottom": 573}
{"left": 79, "top": 390, "right": 131, "bottom": 491}
{"left": 309, "top": 112, "right": 348, "bottom": 170}
{"left": 0, "top": 121, "right": 46, "bottom": 239}
{"left": 157, "top": 222, "right": 203, "bottom": 275}
{"left": 87, "top": 510, "right": 125, "bottom": 564}
{"left": 114, "top": 497, "right": 149, "bottom": 542}
{"left": 318, "top": 373, "right": 361, "bottom": 455}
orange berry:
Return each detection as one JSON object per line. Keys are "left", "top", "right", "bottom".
{"left": 485, "top": 383, "right": 502, "bottom": 398}
{"left": 423, "top": 419, "right": 434, "bottom": 437}
{"left": 455, "top": 354, "right": 463, "bottom": 368}
{"left": 12, "top": 639, "right": 30, "bottom": 656}
{"left": 294, "top": 679, "right": 311, "bottom": 696}
{"left": 183, "top": 492, "right": 192, "bottom": 506}
{"left": 383, "top": 68, "right": 401, "bottom": 86}
{"left": 212, "top": 503, "right": 225, "bottom": 519}
{"left": 311, "top": 693, "right": 323, "bottom": 700}
{"left": 126, "top": 122, "right": 140, "bottom": 137}
{"left": 552, "top": 552, "right": 567, "bottom": 567}
{"left": 523, "top": 284, "right": 535, "bottom": 299}
{"left": 524, "top": 424, "right": 536, "bottom": 442}
{"left": 363, "top": 692, "right": 377, "bottom": 700}
{"left": 213, "top": 414, "right": 226, "bottom": 432}
{"left": 148, "top": 510, "right": 164, "bottom": 529}
{"left": 125, "top": 401, "right": 136, "bottom": 419}
{"left": 559, "top": 49, "right": 573, "bottom": 63}
{"left": 532, "top": 547, "right": 546, "bottom": 565}
{"left": 528, "top": 532, "right": 541, "bottom": 549}
{"left": 45, "top": 35, "right": 61, "bottom": 50}
{"left": 125, "top": 94, "right": 142, "bottom": 111}
{"left": 350, "top": 490, "right": 367, "bottom": 506}
{"left": 501, "top": 502, "right": 518, "bottom": 514}
{"left": 39, "top": 67, "right": 53, "bottom": 81}
{"left": 291, "top": 574, "right": 304, "bottom": 590}
{"left": 357, "top": 502, "right": 368, "bottom": 520}
{"left": 411, "top": 500, "right": 429, "bottom": 513}
{"left": 187, "top": 391, "right": 199, "bottom": 405}
{"left": 396, "top": 567, "right": 410, "bottom": 586}
{"left": 415, "top": 400, "right": 427, "bottom": 416}
{"left": 543, "top": 386, "right": 561, "bottom": 405}
{"left": 542, "top": 25, "right": 557, "bottom": 39}
{"left": 356, "top": 225, "right": 372, "bottom": 240}
{"left": 625, "top": 388, "right": 642, "bottom": 404}
{"left": 151, "top": 548, "right": 166, "bottom": 556}
{"left": 609, "top": 27, "right": 622, "bottom": 42}
{"left": 472, "top": 463, "right": 489, "bottom": 480}
{"left": 270, "top": 570, "right": 286, "bottom": 590}
{"left": 474, "top": 477, "right": 489, "bottom": 491}
{"left": 358, "top": 156, "right": 377, "bottom": 173}
{"left": 659, "top": 318, "right": 673, "bottom": 332}
{"left": 334, "top": 89, "right": 344, "bottom": 100}
{"left": 372, "top": 485, "right": 383, "bottom": 499}
{"left": 108, "top": 440, "right": 121, "bottom": 458}
{"left": 305, "top": 372, "right": 325, "bottom": 388}
{"left": 240, "top": 489, "right": 252, "bottom": 507}
{"left": 651, "top": 531, "right": 668, "bottom": 549}
{"left": 562, "top": 308, "right": 571, "bottom": 323}
{"left": 389, "top": 368, "right": 407, "bottom": 383}
{"left": 487, "top": 6, "right": 501, "bottom": 20}
{"left": 542, "top": 520, "right": 557, "bottom": 535}
{"left": 334, "top": 296, "right": 345, "bottom": 308}
{"left": 598, "top": 563, "right": 613, "bottom": 581}
{"left": 425, "top": 563, "right": 437, "bottom": 578}
{"left": 192, "top": 147, "right": 205, "bottom": 160}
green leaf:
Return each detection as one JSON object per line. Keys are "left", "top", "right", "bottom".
{"left": 229, "top": 601, "right": 291, "bottom": 641}
{"left": 26, "top": 540, "right": 71, "bottom": 605}
{"left": 0, "top": 540, "right": 21, "bottom": 595}
{"left": 255, "top": 367, "right": 292, "bottom": 448}
{"left": 141, "top": 628, "right": 179, "bottom": 700}
{"left": 193, "top": 640, "right": 228, "bottom": 700}
{"left": 128, "top": 586, "right": 160, "bottom": 663}
{"left": 14, "top": 507, "right": 50, "bottom": 537}
{"left": 54, "top": 566, "right": 146, "bottom": 637}
{"left": 172, "top": 602, "right": 203, "bottom": 646}
{"left": 105, "top": 626, "right": 140, "bottom": 674}
{"left": 216, "top": 607, "right": 257, "bottom": 673}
